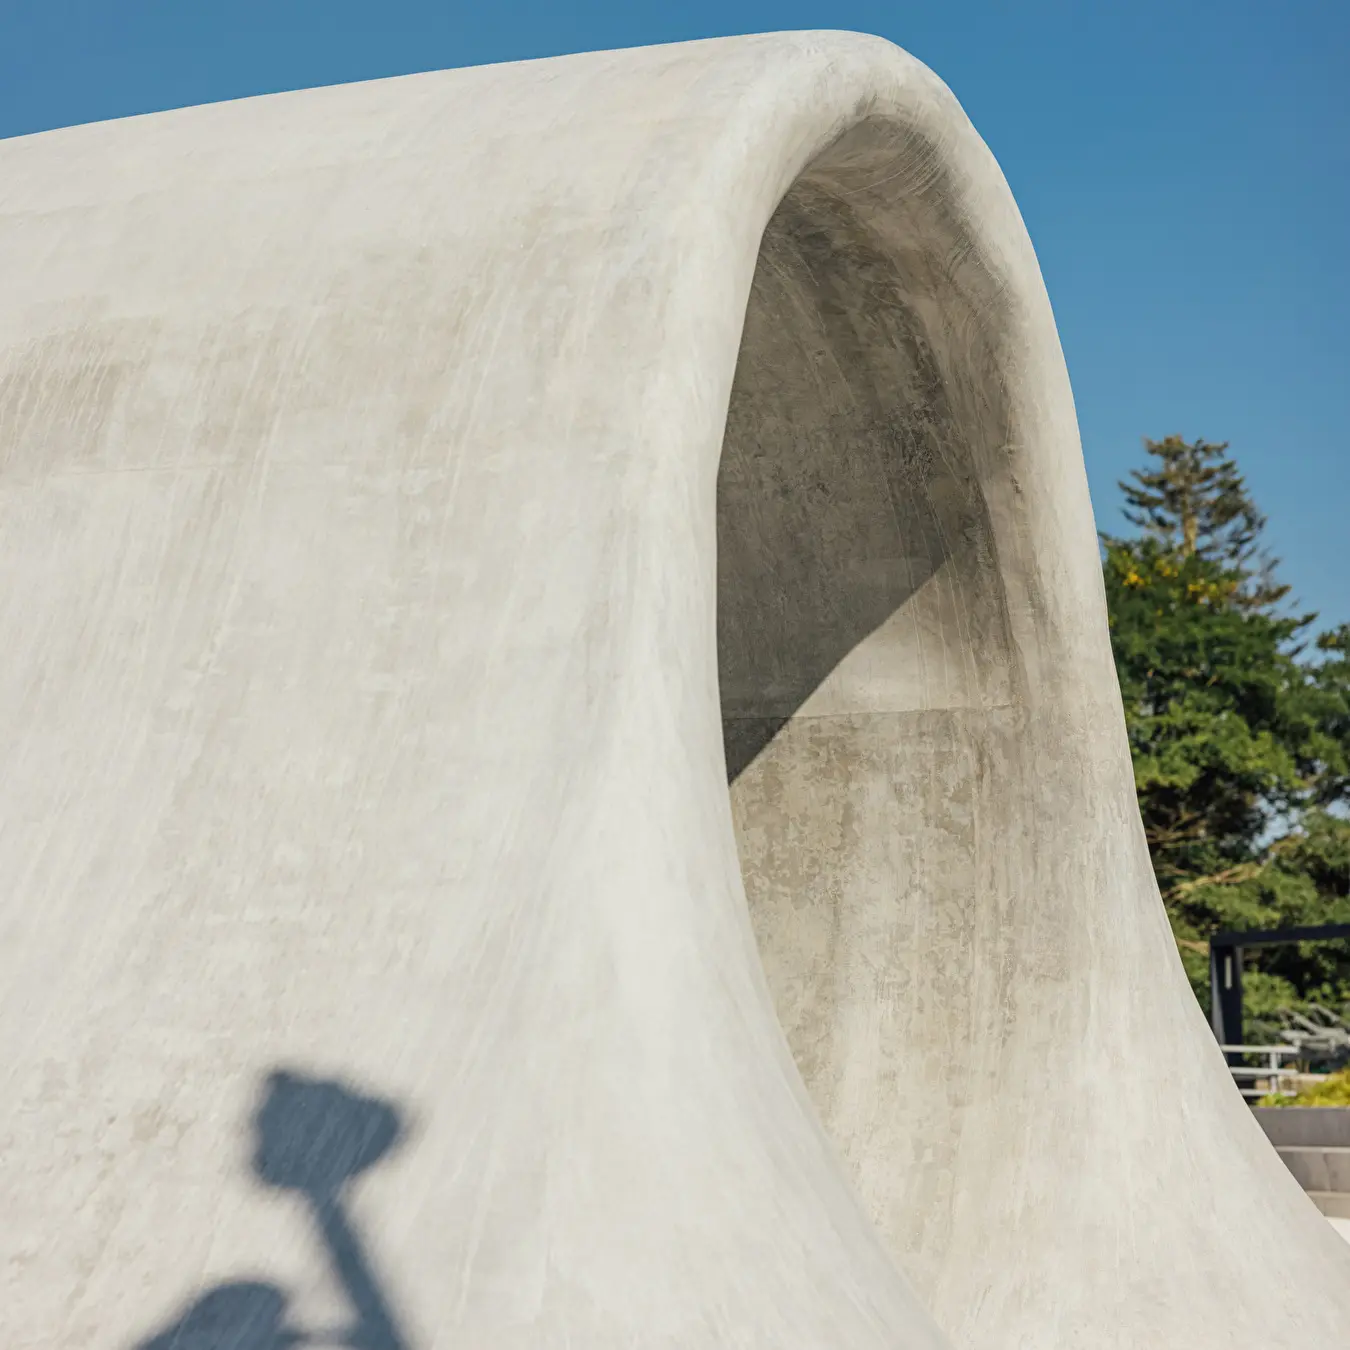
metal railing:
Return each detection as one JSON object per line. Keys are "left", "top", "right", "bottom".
{"left": 1210, "top": 924, "right": 1350, "bottom": 1046}
{"left": 1220, "top": 1044, "right": 1301, "bottom": 1099}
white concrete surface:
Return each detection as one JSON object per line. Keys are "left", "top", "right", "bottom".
{"left": 2, "top": 29, "right": 1348, "bottom": 1350}
{"left": 1330, "top": 1218, "right": 1350, "bottom": 1245}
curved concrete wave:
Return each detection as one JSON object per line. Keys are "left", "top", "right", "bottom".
{"left": 1, "top": 29, "right": 1347, "bottom": 1349}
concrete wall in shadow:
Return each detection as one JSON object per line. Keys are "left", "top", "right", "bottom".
{"left": 717, "top": 118, "right": 1022, "bottom": 1298}
{"left": 718, "top": 145, "right": 1015, "bottom": 784}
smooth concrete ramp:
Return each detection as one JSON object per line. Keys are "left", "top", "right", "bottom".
{"left": 2, "top": 30, "right": 1348, "bottom": 1350}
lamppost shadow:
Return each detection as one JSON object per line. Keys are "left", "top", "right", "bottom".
{"left": 134, "top": 1069, "right": 412, "bottom": 1350}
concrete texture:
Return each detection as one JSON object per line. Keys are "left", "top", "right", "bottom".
{"left": 1, "top": 29, "right": 1348, "bottom": 1350}
{"left": 1255, "top": 1108, "right": 1350, "bottom": 1224}
{"left": 1272, "top": 1148, "right": 1350, "bottom": 1195}
{"left": 1256, "top": 1106, "right": 1350, "bottom": 1148}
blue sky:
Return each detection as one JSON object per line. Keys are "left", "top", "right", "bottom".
{"left": 3, "top": 1, "right": 1346, "bottom": 627}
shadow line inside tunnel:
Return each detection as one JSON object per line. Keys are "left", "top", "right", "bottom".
{"left": 716, "top": 174, "right": 993, "bottom": 782}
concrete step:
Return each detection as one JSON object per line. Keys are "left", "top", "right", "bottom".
{"left": 1308, "top": 1192, "right": 1350, "bottom": 1220}
{"left": 1275, "top": 1147, "right": 1350, "bottom": 1193}
{"left": 1252, "top": 1106, "right": 1350, "bottom": 1148}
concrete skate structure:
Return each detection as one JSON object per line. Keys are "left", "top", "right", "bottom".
{"left": 1, "top": 30, "right": 1347, "bottom": 1350}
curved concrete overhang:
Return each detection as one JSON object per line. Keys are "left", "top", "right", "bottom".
{"left": 1, "top": 29, "right": 1347, "bottom": 1349}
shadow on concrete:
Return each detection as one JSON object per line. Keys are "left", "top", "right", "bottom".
{"left": 717, "top": 409, "right": 949, "bottom": 782}
{"left": 716, "top": 181, "right": 971, "bottom": 782}
{"left": 134, "top": 1069, "right": 411, "bottom": 1350}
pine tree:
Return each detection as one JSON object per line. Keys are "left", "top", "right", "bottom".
{"left": 1114, "top": 435, "right": 1289, "bottom": 610}
{"left": 1103, "top": 438, "right": 1350, "bottom": 1032}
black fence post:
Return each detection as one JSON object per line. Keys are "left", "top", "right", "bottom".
{"left": 1210, "top": 940, "right": 1244, "bottom": 1062}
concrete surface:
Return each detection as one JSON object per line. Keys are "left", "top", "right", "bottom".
{"left": 1256, "top": 1106, "right": 1350, "bottom": 1148}
{"left": 1254, "top": 1108, "right": 1350, "bottom": 1222}
{"left": 2, "top": 29, "right": 1349, "bottom": 1350}
{"left": 1272, "top": 1148, "right": 1350, "bottom": 1195}
{"left": 1311, "top": 1193, "right": 1350, "bottom": 1219}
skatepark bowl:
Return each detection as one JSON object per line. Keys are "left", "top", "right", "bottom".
{"left": 3, "top": 28, "right": 1350, "bottom": 1350}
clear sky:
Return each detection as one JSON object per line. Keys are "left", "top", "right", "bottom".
{"left": 3, "top": 1, "right": 1346, "bottom": 627}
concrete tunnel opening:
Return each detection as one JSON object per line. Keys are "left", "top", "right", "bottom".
{"left": 713, "top": 119, "right": 1024, "bottom": 1289}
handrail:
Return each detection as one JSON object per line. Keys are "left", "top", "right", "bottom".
{"left": 1220, "top": 1043, "right": 1300, "bottom": 1100}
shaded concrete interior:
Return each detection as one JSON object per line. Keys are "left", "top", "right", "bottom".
{"left": 717, "top": 119, "right": 1022, "bottom": 1291}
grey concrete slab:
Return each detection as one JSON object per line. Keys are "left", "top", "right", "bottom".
{"left": 1256, "top": 1106, "right": 1350, "bottom": 1148}
{"left": 2, "top": 28, "right": 1349, "bottom": 1350}
{"left": 1277, "top": 1148, "right": 1350, "bottom": 1194}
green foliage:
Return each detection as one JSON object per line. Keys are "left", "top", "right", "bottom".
{"left": 1104, "top": 437, "right": 1350, "bottom": 1018}
{"left": 1258, "top": 1067, "right": 1350, "bottom": 1108}
{"left": 1308, "top": 625, "right": 1350, "bottom": 807}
